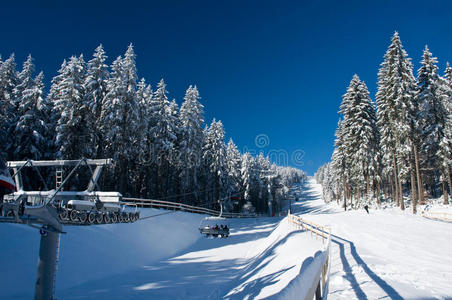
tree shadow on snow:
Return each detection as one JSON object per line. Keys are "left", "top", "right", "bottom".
{"left": 291, "top": 197, "right": 341, "bottom": 215}
{"left": 58, "top": 229, "right": 306, "bottom": 300}
{"left": 289, "top": 184, "right": 340, "bottom": 215}
{"left": 332, "top": 234, "right": 404, "bottom": 300}
{"left": 56, "top": 218, "right": 287, "bottom": 299}
{"left": 59, "top": 257, "right": 243, "bottom": 300}
{"left": 222, "top": 230, "right": 307, "bottom": 299}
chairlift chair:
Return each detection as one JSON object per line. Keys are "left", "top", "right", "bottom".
{"left": 199, "top": 216, "right": 229, "bottom": 238}
{"left": 198, "top": 200, "right": 229, "bottom": 238}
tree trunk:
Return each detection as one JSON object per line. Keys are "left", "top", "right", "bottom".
{"left": 393, "top": 151, "right": 404, "bottom": 210}
{"left": 343, "top": 175, "right": 347, "bottom": 211}
{"left": 390, "top": 176, "right": 395, "bottom": 203}
{"left": 372, "top": 179, "right": 376, "bottom": 200}
{"left": 442, "top": 169, "right": 449, "bottom": 205}
{"left": 350, "top": 189, "right": 353, "bottom": 209}
{"left": 119, "top": 158, "right": 127, "bottom": 195}
{"left": 392, "top": 151, "right": 399, "bottom": 207}
{"left": 398, "top": 171, "right": 404, "bottom": 210}
{"left": 388, "top": 174, "right": 393, "bottom": 198}
{"left": 447, "top": 166, "right": 452, "bottom": 200}
{"left": 376, "top": 179, "right": 381, "bottom": 206}
{"left": 366, "top": 169, "right": 370, "bottom": 201}
{"left": 336, "top": 180, "right": 340, "bottom": 204}
{"left": 410, "top": 156, "right": 417, "bottom": 214}
{"left": 413, "top": 143, "right": 424, "bottom": 204}
{"left": 165, "top": 160, "right": 170, "bottom": 198}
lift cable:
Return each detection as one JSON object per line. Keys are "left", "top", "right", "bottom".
{"left": 138, "top": 210, "right": 176, "bottom": 220}
{"left": 196, "top": 192, "right": 241, "bottom": 208}
{"left": 135, "top": 191, "right": 245, "bottom": 221}
{"left": 134, "top": 191, "right": 242, "bottom": 221}
{"left": 157, "top": 187, "right": 217, "bottom": 200}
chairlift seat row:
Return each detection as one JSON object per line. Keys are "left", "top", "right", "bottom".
{"left": 198, "top": 216, "right": 230, "bottom": 238}
{"left": 199, "top": 226, "right": 229, "bottom": 238}
{"left": 59, "top": 207, "right": 139, "bottom": 225}
{"left": 67, "top": 200, "right": 120, "bottom": 212}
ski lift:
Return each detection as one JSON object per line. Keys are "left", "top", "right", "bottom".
{"left": 198, "top": 200, "right": 229, "bottom": 238}
{"left": 199, "top": 216, "right": 229, "bottom": 238}
{"left": 1, "top": 159, "right": 140, "bottom": 231}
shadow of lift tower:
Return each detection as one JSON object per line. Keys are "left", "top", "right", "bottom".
{"left": 0, "top": 159, "right": 139, "bottom": 300}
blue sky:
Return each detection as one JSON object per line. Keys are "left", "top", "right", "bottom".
{"left": 2, "top": 0, "right": 452, "bottom": 174}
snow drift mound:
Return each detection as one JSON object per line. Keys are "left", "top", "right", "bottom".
{"left": 224, "top": 217, "right": 324, "bottom": 299}
{"left": 245, "top": 216, "right": 298, "bottom": 258}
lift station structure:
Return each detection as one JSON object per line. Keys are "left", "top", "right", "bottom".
{"left": 0, "top": 159, "right": 139, "bottom": 300}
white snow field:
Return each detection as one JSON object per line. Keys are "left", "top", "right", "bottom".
{"left": 291, "top": 179, "right": 452, "bottom": 300}
{"left": 0, "top": 207, "right": 323, "bottom": 299}
{"left": 1, "top": 178, "right": 451, "bottom": 299}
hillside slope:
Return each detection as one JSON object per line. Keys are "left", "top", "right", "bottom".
{"left": 1, "top": 209, "right": 204, "bottom": 298}
{"left": 1, "top": 207, "right": 323, "bottom": 299}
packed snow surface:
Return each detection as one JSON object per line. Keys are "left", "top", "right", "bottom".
{"left": 293, "top": 179, "right": 452, "bottom": 300}
{"left": 1, "top": 207, "right": 323, "bottom": 299}
{"left": 1, "top": 178, "right": 451, "bottom": 299}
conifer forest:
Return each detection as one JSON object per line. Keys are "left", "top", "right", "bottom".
{"left": 316, "top": 32, "right": 452, "bottom": 213}
{"left": 0, "top": 44, "right": 303, "bottom": 213}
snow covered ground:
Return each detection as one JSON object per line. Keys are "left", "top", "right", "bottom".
{"left": 1, "top": 206, "right": 323, "bottom": 299}
{"left": 1, "top": 210, "right": 204, "bottom": 299}
{"left": 292, "top": 179, "right": 452, "bottom": 300}
{"left": 2, "top": 178, "right": 451, "bottom": 299}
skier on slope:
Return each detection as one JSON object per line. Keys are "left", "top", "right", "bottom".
{"left": 364, "top": 204, "right": 369, "bottom": 214}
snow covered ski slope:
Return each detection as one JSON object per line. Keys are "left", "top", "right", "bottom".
{"left": 293, "top": 179, "right": 452, "bottom": 300}
{"left": 3, "top": 178, "right": 450, "bottom": 299}
{"left": 1, "top": 207, "right": 323, "bottom": 299}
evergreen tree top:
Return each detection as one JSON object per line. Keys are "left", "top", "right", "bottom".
{"left": 445, "top": 62, "right": 452, "bottom": 81}
{"left": 87, "top": 45, "right": 108, "bottom": 70}
{"left": 154, "top": 79, "right": 168, "bottom": 99}
{"left": 94, "top": 44, "right": 106, "bottom": 59}
{"left": 0, "top": 54, "right": 17, "bottom": 87}
{"left": 339, "top": 74, "right": 361, "bottom": 117}
{"left": 125, "top": 43, "right": 135, "bottom": 59}
{"left": 418, "top": 45, "right": 439, "bottom": 78}
{"left": 19, "top": 55, "right": 35, "bottom": 80}
{"left": 181, "top": 85, "right": 205, "bottom": 126}
{"left": 382, "top": 32, "right": 414, "bottom": 76}
{"left": 227, "top": 138, "right": 237, "bottom": 149}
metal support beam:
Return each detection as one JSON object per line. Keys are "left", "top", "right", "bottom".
{"left": 12, "top": 167, "right": 23, "bottom": 191}
{"left": 87, "top": 166, "right": 103, "bottom": 192}
{"left": 55, "top": 168, "right": 63, "bottom": 189}
{"left": 8, "top": 159, "right": 113, "bottom": 168}
{"left": 35, "top": 228, "right": 60, "bottom": 300}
